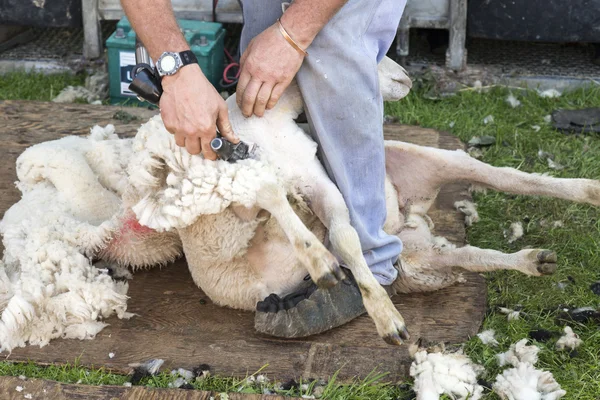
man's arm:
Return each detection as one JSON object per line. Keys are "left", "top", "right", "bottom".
{"left": 120, "top": 0, "right": 238, "bottom": 158}
{"left": 236, "top": 0, "right": 348, "bottom": 118}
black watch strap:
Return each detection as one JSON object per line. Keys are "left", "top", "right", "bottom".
{"left": 179, "top": 50, "right": 198, "bottom": 66}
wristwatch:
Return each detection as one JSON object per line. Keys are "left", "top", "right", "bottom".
{"left": 156, "top": 50, "right": 198, "bottom": 77}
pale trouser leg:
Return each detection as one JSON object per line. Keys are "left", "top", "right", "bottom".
{"left": 240, "top": 0, "right": 407, "bottom": 285}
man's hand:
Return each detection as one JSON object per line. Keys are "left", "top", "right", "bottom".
{"left": 160, "top": 64, "right": 238, "bottom": 159}
{"left": 236, "top": 23, "right": 305, "bottom": 117}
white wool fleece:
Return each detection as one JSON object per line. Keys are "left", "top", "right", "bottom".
{"left": 128, "top": 115, "right": 283, "bottom": 231}
{"left": 128, "top": 84, "right": 317, "bottom": 232}
{"left": 0, "top": 126, "right": 133, "bottom": 352}
{"left": 410, "top": 350, "right": 484, "bottom": 400}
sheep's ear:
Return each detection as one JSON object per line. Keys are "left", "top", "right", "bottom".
{"left": 378, "top": 56, "right": 412, "bottom": 102}
{"left": 281, "top": 2, "right": 290, "bottom": 13}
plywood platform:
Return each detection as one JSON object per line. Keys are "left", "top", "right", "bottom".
{"left": 0, "top": 100, "right": 486, "bottom": 382}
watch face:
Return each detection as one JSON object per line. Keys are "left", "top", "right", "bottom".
{"left": 160, "top": 55, "right": 177, "bottom": 73}
{"left": 157, "top": 52, "right": 181, "bottom": 76}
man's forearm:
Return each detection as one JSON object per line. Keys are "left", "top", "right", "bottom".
{"left": 280, "top": 0, "right": 349, "bottom": 49}
{"left": 121, "top": 0, "right": 190, "bottom": 60}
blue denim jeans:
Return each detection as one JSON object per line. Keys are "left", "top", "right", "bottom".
{"left": 240, "top": 0, "right": 407, "bottom": 285}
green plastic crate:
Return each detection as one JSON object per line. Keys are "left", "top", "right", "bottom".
{"left": 105, "top": 17, "right": 226, "bottom": 105}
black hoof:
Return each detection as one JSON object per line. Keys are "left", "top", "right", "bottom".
{"left": 537, "top": 250, "right": 557, "bottom": 264}
{"left": 316, "top": 273, "right": 339, "bottom": 289}
{"left": 400, "top": 326, "right": 411, "bottom": 341}
{"left": 537, "top": 263, "right": 557, "bottom": 275}
{"left": 384, "top": 333, "right": 403, "bottom": 346}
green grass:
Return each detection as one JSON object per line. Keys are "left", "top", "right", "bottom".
{"left": 0, "top": 71, "right": 86, "bottom": 101}
{"left": 1, "top": 73, "right": 600, "bottom": 398}
{"left": 385, "top": 83, "right": 600, "bottom": 399}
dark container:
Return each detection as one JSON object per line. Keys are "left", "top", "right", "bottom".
{"left": 0, "top": 0, "right": 82, "bottom": 27}
{"left": 468, "top": 0, "right": 600, "bottom": 42}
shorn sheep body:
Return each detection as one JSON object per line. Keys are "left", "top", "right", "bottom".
{"left": 2, "top": 55, "right": 600, "bottom": 371}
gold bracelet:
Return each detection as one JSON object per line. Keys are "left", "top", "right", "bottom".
{"left": 277, "top": 18, "right": 308, "bottom": 57}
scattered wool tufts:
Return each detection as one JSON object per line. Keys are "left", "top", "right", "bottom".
{"left": 547, "top": 159, "right": 564, "bottom": 170}
{"left": 24, "top": 394, "right": 32, "bottom": 399}
{"left": 169, "top": 377, "right": 186, "bottom": 388}
{"left": 531, "top": 125, "right": 541, "bottom": 132}
{"left": 477, "top": 329, "right": 499, "bottom": 346}
{"left": 483, "top": 115, "right": 494, "bottom": 125}
{"left": 543, "top": 115, "right": 552, "bottom": 124}
{"left": 129, "top": 359, "right": 164, "bottom": 384}
{"left": 52, "top": 72, "right": 108, "bottom": 104}
{"left": 496, "top": 339, "right": 540, "bottom": 367}
{"left": 555, "top": 326, "right": 582, "bottom": 351}
{"left": 506, "top": 94, "right": 521, "bottom": 108}
{"left": 503, "top": 222, "right": 524, "bottom": 244}
{"left": 175, "top": 368, "right": 195, "bottom": 381}
{"left": 192, "top": 364, "right": 211, "bottom": 379}
{"left": 538, "top": 89, "right": 561, "bottom": 98}
{"left": 313, "top": 386, "right": 325, "bottom": 398}
{"left": 256, "top": 374, "right": 269, "bottom": 384}
{"left": 499, "top": 307, "right": 521, "bottom": 321}
{"left": 493, "top": 362, "right": 566, "bottom": 400}
{"left": 537, "top": 150, "right": 564, "bottom": 170}
{"left": 109, "top": 352, "right": 115, "bottom": 359}
{"left": 409, "top": 349, "right": 484, "bottom": 400}
{"left": 52, "top": 86, "right": 98, "bottom": 104}
{"left": 467, "top": 147, "right": 484, "bottom": 159}
{"left": 15, "top": 386, "right": 23, "bottom": 392}
{"left": 454, "top": 200, "right": 480, "bottom": 226}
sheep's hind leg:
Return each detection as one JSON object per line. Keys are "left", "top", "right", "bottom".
{"left": 327, "top": 211, "right": 410, "bottom": 344}
{"left": 385, "top": 141, "right": 600, "bottom": 207}
{"left": 255, "top": 182, "right": 345, "bottom": 288}
{"left": 431, "top": 246, "right": 558, "bottom": 276}
{"left": 301, "top": 167, "right": 409, "bottom": 344}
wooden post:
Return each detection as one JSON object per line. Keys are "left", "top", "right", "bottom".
{"left": 396, "top": 13, "right": 410, "bottom": 59}
{"left": 82, "top": 0, "right": 102, "bottom": 59}
{"left": 446, "top": 0, "right": 467, "bottom": 70}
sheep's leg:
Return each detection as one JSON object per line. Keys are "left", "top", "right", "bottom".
{"left": 255, "top": 183, "right": 345, "bottom": 288}
{"left": 385, "top": 141, "right": 600, "bottom": 208}
{"left": 300, "top": 168, "right": 410, "bottom": 345}
{"left": 431, "top": 245, "right": 558, "bottom": 276}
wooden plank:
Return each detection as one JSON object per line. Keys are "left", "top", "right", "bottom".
{"left": 0, "top": 101, "right": 485, "bottom": 382}
{"left": 82, "top": 0, "right": 103, "bottom": 59}
{"left": 0, "top": 376, "right": 299, "bottom": 400}
{"left": 447, "top": 0, "right": 468, "bottom": 70}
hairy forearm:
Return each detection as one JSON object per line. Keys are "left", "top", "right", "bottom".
{"left": 280, "top": 0, "right": 349, "bottom": 49}
{"left": 120, "top": 0, "right": 190, "bottom": 60}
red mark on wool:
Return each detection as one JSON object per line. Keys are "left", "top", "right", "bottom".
{"left": 121, "top": 216, "right": 155, "bottom": 235}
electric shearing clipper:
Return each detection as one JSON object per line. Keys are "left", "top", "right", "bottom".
{"left": 128, "top": 39, "right": 255, "bottom": 163}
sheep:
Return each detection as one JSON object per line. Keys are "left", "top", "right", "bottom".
{"left": 3, "top": 56, "right": 600, "bottom": 351}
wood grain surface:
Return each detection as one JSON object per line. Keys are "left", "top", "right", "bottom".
{"left": 0, "top": 101, "right": 486, "bottom": 382}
